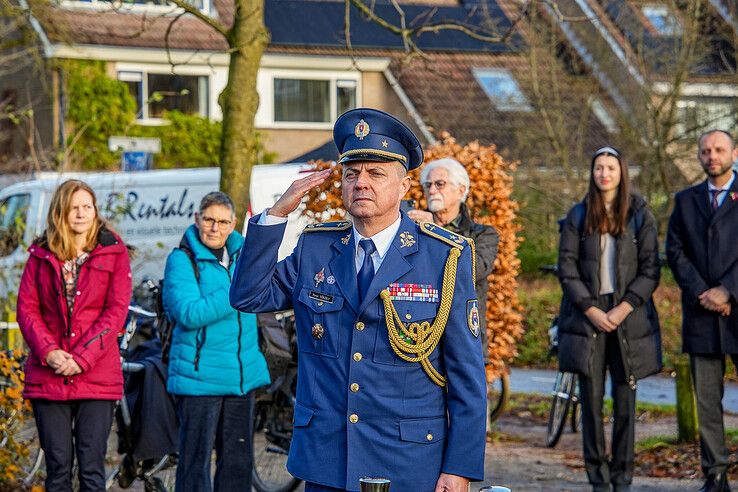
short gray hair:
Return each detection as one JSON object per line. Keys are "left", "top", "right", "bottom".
{"left": 420, "top": 158, "right": 470, "bottom": 201}
{"left": 199, "top": 191, "right": 235, "bottom": 216}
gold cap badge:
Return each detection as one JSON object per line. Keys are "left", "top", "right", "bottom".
{"left": 354, "top": 119, "right": 370, "bottom": 140}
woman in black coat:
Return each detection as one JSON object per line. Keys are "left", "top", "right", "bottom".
{"left": 557, "top": 146, "right": 662, "bottom": 492}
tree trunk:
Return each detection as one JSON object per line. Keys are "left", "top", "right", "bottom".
{"left": 218, "top": 0, "right": 269, "bottom": 228}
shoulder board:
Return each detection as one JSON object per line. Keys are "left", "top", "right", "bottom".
{"left": 419, "top": 222, "right": 467, "bottom": 250}
{"left": 303, "top": 220, "right": 352, "bottom": 233}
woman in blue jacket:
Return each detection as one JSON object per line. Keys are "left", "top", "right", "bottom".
{"left": 163, "top": 191, "right": 270, "bottom": 492}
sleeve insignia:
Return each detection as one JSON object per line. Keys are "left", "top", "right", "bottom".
{"left": 467, "top": 300, "right": 480, "bottom": 338}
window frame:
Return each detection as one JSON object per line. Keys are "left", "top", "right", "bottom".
{"left": 117, "top": 68, "right": 210, "bottom": 124}
{"left": 472, "top": 68, "right": 533, "bottom": 112}
{"left": 59, "top": 0, "right": 211, "bottom": 16}
{"left": 640, "top": 4, "right": 682, "bottom": 36}
{"left": 256, "top": 69, "right": 362, "bottom": 129}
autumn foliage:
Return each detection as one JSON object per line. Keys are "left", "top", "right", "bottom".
{"left": 0, "top": 349, "right": 32, "bottom": 488}
{"left": 302, "top": 133, "right": 524, "bottom": 380}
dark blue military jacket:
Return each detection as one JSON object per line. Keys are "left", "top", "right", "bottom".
{"left": 230, "top": 212, "right": 487, "bottom": 491}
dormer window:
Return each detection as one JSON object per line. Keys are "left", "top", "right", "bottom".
{"left": 472, "top": 68, "right": 532, "bottom": 112}
{"left": 641, "top": 5, "right": 681, "bottom": 36}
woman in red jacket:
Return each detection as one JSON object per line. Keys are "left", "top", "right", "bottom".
{"left": 17, "top": 179, "right": 132, "bottom": 492}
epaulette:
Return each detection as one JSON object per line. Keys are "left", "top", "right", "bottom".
{"left": 303, "top": 220, "right": 352, "bottom": 232}
{"left": 418, "top": 222, "right": 467, "bottom": 250}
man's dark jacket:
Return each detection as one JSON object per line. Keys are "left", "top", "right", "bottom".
{"left": 666, "top": 174, "right": 738, "bottom": 355}
{"left": 443, "top": 203, "right": 499, "bottom": 361}
{"left": 557, "top": 194, "right": 662, "bottom": 381}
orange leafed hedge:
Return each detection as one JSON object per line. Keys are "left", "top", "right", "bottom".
{"left": 303, "top": 134, "right": 523, "bottom": 380}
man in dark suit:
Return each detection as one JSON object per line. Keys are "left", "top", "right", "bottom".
{"left": 667, "top": 129, "right": 738, "bottom": 492}
{"left": 230, "top": 108, "right": 487, "bottom": 492}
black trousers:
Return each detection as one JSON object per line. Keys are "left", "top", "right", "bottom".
{"left": 579, "top": 296, "right": 636, "bottom": 490}
{"left": 31, "top": 399, "right": 115, "bottom": 492}
{"left": 690, "top": 353, "right": 738, "bottom": 475}
{"left": 174, "top": 393, "right": 255, "bottom": 492}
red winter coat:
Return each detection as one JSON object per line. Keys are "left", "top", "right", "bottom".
{"left": 17, "top": 228, "right": 132, "bottom": 400}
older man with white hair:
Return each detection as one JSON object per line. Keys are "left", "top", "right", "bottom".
{"left": 408, "top": 157, "right": 500, "bottom": 365}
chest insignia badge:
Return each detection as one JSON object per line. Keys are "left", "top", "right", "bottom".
{"left": 312, "top": 323, "right": 324, "bottom": 340}
{"left": 314, "top": 268, "right": 325, "bottom": 288}
{"left": 327, "top": 275, "right": 336, "bottom": 285}
{"left": 399, "top": 231, "right": 415, "bottom": 248}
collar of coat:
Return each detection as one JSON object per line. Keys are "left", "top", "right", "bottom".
{"left": 28, "top": 226, "right": 126, "bottom": 261}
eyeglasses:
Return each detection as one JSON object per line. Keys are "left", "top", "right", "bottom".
{"left": 421, "top": 180, "right": 448, "bottom": 191}
{"left": 201, "top": 216, "right": 233, "bottom": 228}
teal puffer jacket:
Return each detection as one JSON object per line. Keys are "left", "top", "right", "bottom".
{"left": 164, "top": 225, "right": 270, "bottom": 396}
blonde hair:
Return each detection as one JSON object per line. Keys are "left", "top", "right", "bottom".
{"left": 46, "top": 180, "right": 106, "bottom": 260}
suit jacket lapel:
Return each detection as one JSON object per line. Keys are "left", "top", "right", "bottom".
{"left": 330, "top": 232, "right": 359, "bottom": 313}
{"left": 691, "top": 181, "right": 711, "bottom": 223}
{"left": 711, "top": 173, "right": 738, "bottom": 224}
{"left": 358, "top": 215, "right": 418, "bottom": 315}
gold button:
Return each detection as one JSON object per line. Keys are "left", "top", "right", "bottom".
{"left": 426, "top": 433, "right": 433, "bottom": 441}
{"left": 353, "top": 352, "right": 362, "bottom": 362}
{"left": 350, "top": 383, "right": 359, "bottom": 392}
{"left": 405, "top": 313, "right": 412, "bottom": 320}
{"left": 355, "top": 322, "right": 365, "bottom": 331}
{"left": 349, "top": 414, "right": 359, "bottom": 423}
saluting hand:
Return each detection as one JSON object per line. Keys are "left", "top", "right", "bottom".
{"left": 269, "top": 169, "right": 332, "bottom": 218}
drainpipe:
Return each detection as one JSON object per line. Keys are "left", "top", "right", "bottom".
{"left": 383, "top": 69, "right": 436, "bottom": 145}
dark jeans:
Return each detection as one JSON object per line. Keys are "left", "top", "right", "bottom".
{"left": 579, "top": 294, "right": 636, "bottom": 490}
{"left": 690, "top": 353, "right": 738, "bottom": 475}
{"left": 175, "top": 393, "right": 255, "bottom": 492}
{"left": 31, "top": 399, "right": 115, "bottom": 492}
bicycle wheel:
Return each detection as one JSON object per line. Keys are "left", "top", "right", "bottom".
{"left": 0, "top": 407, "right": 45, "bottom": 487}
{"left": 546, "top": 371, "right": 576, "bottom": 448}
{"left": 252, "top": 395, "right": 301, "bottom": 492}
{"left": 488, "top": 371, "right": 510, "bottom": 425}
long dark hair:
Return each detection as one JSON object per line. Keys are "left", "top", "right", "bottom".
{"left": 584, "top": 146, "right": 630, "bottom": 236}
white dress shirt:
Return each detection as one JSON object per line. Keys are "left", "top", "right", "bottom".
{"left": 708, "top": 171, "right": 736, "bottom": 208}
{"left": 258, "top": 209, "right": 402, "bottom": 273}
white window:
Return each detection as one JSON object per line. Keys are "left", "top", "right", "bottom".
{"left": 472, "top": 68, "right": 532, "bottom": 112}
{"left": 60, "top": 0, "right": 210, "bottom": 14}
{"left": 676, "top": 97, "right": 738, "bottom": 138}
{"left": 590, "top": 98, "right": 619, "bottom": 134}
{"left": 257, "top": 70, "right": 360, "bottom": 128}
{"left": 641, "top": 5, "right": 681, "bottom": 36}
{"left": 118, "top": 71, "right": 209, "bottom": 122}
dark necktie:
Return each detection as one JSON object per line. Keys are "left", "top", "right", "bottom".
{"left": 711, "top": 189, "right": 725, "bottom": 211}
{"left": 358, "top": 239, "right": 377, "bottom": 302}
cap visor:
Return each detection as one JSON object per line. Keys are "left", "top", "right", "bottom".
{"left": 338, "top": 153, "right": 398, "bottom": 165}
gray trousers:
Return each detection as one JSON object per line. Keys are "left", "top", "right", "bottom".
{"left": 579, "top": 325, "right": 636, "bottom": 489}
{"left": 690, "top": 353, "right": 738, "bottom": 475}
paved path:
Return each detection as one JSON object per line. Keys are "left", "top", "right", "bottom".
{"left": 510, "top": 367, "right": 738, "bottom": 412}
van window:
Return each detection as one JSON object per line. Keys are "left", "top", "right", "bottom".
{"left": 0, "top": 193, "right": 30, "bottom": 257}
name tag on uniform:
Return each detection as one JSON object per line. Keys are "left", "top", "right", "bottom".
{"left": 308, "top": 291, "right": 334, "bottom": 304}
{"left": 388, "top": 283, "right": 439, "bottom": 302}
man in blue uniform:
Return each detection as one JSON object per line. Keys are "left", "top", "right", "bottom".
{"left": 230, "top": 108, "right": 487, "bottom": 492}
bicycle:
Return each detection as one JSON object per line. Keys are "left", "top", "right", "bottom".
{"left": 108, "top": 302, "right": 178, "bottom": 492}
{"left": 252, "top": 310, "right": 301, "bottom": 492}
{"left": 488, "top": 367, "right": 511, "bottom": 425}
{"left": 539, "top": 265, "right": 581, "bottom": 448}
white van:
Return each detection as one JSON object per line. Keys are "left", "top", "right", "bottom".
{"left": 0, "top": 164, "right": 312, "bottom": 293}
